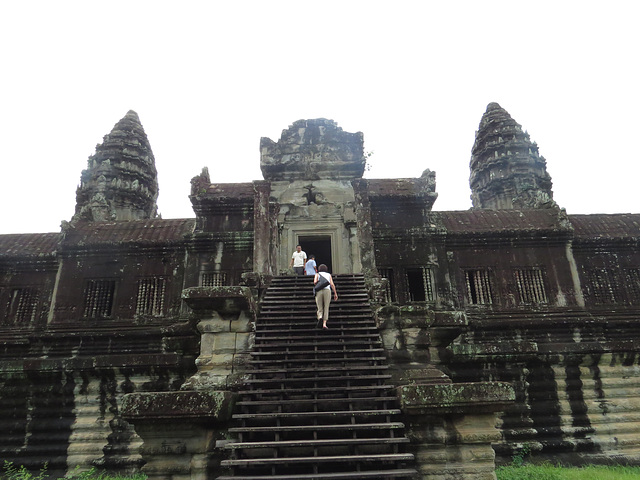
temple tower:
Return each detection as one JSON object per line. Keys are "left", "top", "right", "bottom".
{"left": 470, "top": 102, "right": 556, "bottom": 209}
{"left": 72, "top": 110, "right": 159, "bottom": 222}
{"left": 259, "top": 119, "right": 367, "bottom": 274}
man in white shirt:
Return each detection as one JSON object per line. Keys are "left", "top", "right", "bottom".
{"left": 289, "top": 245, "right": 307, "bottom": 275}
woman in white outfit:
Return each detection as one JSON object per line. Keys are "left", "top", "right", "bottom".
{"left": 314, "top": 264, "right": 338, "bottom": 329}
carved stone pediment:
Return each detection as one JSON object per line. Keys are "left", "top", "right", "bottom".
{"left": 260, "top": 119, "right": 365, "bottom": 181}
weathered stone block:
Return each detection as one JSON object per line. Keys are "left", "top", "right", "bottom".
{"left": 197, "top": 315, "right": 231, "bottom": 333}
{"left": 229, "top": 311, "right": 253, "bottom": 333}
{"left": 182, "top": 286, "right": 257, "bottom": 315}
{"left": 399, "top": 382, "right": 515, "bottom": 415}
{"left": 195, "top": 353, "right": 234, "bottom": 368}
{"left": 403, "top": 327, "right": 431, "bottom": 349}
{"left": 394, "top": 367, "right": 448, "bottom": 386}
{"left": 414, "top": 447, "right": 448, "bottom": 464}
{"left": 180, "top": 372, "right": 229, "bottom": 391}
{"left": 121, "top": 390, "right": 236, "bottom": 421}
{"left": 376, "top": 304, "right": 436, "bottom": 329}
{"left": 379, "top": 328, "right": 402, "bottom": 351}
{"left": 453, "top": 414, "right": 503, "bottom": 444}
{"left": 235, "top": 332, "right": 251, "bottom": 351}
{"left": 433, "top": 311, "right": 468, "bottom": 327}
{"left": 211, "top": 332, "right": 239, "bottom": 353}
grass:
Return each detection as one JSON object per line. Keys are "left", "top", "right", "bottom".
{"left": 497, "top": 464, "right": 640, "bottom": 480}
{"left": 4, "top": 461, "right": 640, "bottom": 480}
{"left": 0, "top": 463, "right": 146, "bottom": 480}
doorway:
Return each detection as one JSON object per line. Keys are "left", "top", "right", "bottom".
{"left": 298, "top": 235, "right": 333, "bottom": 273}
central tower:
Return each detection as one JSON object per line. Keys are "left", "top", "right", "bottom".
{"left": 259, "top": 119, "right": 367, "bottom": 274}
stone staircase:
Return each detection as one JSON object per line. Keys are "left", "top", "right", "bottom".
{"left": 218, "top": 274, "right": 416, "bottom": 479}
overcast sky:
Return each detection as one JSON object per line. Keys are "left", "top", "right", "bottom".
{"left": 1, "top": 1, "right": 638, "bottom": 234}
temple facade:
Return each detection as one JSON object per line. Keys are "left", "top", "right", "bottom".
{"left": 1, "top": 105, "right": 639, "bottom": 478}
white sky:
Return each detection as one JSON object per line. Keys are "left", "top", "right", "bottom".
{"left": 1, "top": 1, "right": 638, "bottom": 234}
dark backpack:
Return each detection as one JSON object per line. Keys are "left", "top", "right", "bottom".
{"left": 313, "top": 276, "right": 330, "bottom": 296}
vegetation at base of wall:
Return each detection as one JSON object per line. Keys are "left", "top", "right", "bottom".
{"left": 497, "top": 464, "right": 640, "bottom": 480}
{"left": 1, "top": 462, "right": 47, "bottom": 480}
{"left": 0, "top": 463, "right": 146, "bottom": 480}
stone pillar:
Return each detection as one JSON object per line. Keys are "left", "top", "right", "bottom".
{"left": 253, "top": 180, "right": 273, "bottom": 276}
{"left": 375, "top": 304, "right": 467, "bottom": 385}
{"left": 398, "top": 382, "right": 515, "bottom": 480}
{"left": 122, "top": 286, "right": 256, "bottom": 480}
{"left": 351, "top": 179, "right": 377, "bottom": 276}
{"left": 376, "top": 304, "right": 512, "bottom": 478}
{"left": 180, "top": 286, "right": 256, "bottom": 390}
{"left": 121, "top": 391, "right": 236, "bottom": 480}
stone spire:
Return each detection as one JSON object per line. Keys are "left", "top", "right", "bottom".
{"left": 469, "top": 103, "right": 556, "bottom": 209}
{"left": 72, "top": 111, "right": 159, "bottom": 222}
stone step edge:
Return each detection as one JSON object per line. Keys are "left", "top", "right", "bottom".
{"left": 236, "top": 396, "right": 397, "bottom": 407}
{"left": 224, "top": 436, "right": 410, "bottom": 449}
{"left": 216, "top": 468, "right": 416, "bottom": 480}
{"left": 228, "top": 422, "right": 405, "bottom": 433}
{"left": 233, "top": 409, "right": 401, "bottom": 420}
{"left": 220, "top": 453, "right": 413, "bottom": 466}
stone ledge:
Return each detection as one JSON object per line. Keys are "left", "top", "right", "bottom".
{"left": 433, "top": 311, "right": 468, "bottom": 327}
{"left": 121, "top": 390, "right": 236, "bottom": 422}
{"left": 0, "top": 353, "right": 189, "bottom": 373}
{"left": 398, "top": 382, "right": 514, "bottom": 415}
{"left": 451, "top": 341, "right": 539, "bottom": 356}
{"left": 182, "top": 286, "right": 256, "bottom": 314}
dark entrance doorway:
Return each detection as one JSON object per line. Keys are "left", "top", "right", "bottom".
{"left": 299, "top": 235, "right": 333, "bottom": 273}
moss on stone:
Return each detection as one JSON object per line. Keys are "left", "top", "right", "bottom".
{"left": 121, "top": 390, "right": 237, "bottom": 422}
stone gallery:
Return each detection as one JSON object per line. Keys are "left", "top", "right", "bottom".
{"left": 1, "top": 104, "right": 639, "bottom": 479}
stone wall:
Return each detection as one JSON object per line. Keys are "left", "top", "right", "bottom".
{"left": 0, "top": 326, "right": 196, "bottom": 476}
{"left": 369, "top": 202, "right": 640, "bottom": 465}
{"left": 448, "top": 310, "right": 640, "bottom": 464}
{"left": 0, "top": 221, "right": 202, "bottom": 476}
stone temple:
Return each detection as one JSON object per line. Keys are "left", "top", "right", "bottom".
{"left": 1, "top": 105, "right": 639, "bottom": 479}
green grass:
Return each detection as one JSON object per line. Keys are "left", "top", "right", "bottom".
{"left": 5, "top": 461, "right": 640, "bottom": 480}
{"left": 497, "top": 464, "right": 640, "bottom": 480}
{"left": 0, "top": 463, "right": 146, "bottom": 480}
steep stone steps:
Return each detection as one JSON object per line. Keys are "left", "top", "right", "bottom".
{"left": 237, "top": 384, "right": 393, "bottom": 399}
{"left": 252, "top": 339, "right": 383, "bottom": 349}
{"left": 218, "top": 465, "right": 416, "bottom": 480}
{"left": 235, "top": 396, "right": 399, "bottom": 413}
{"left": 254, "top": 315, "right": 374, "bottom": 326}
{"left": 254, "top": 326, "right": 380, "bottom": 335}
{"left": 246, "top": 364, "right": 389, "bottom": 376}
{"left": 250, "top": 348, "right": 386, "bottom": 359}
{"left": 229, "top": 422, "right": 405, "bottom": 435}
{"left": 244, "top": 374, "right": 392, "bottom": 387}
{"left": 218, "top": 274, "right": 416, "bottom": 479}
{"left": 233, "top": 408, "right": 402, "bottom": 423}
{"left": 246, "top": 359, "right": 388, "bottom": 371}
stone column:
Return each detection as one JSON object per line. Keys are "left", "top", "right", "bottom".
{"left": 253, "top": 180, "right": 273, "bottom": 276}
{"left": 122, "top": 391, "right": 236, "bottom": 480}
{"left": 351, "top": 178, "right": 378, "bottom": 276}
{"left": 375, "top": 304, "right": 467, "bottom": 385}
{"left": 376, "top": 304, "right": 513, "bottom": 478}
{"left": 398, "top": 382, "right": 515, "bottom": 480}
{"left": 180, "top": 286, "right": 256, "bottom": 390}
{"left": 122, "top": 286, "right": 257, "bottom": 480}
